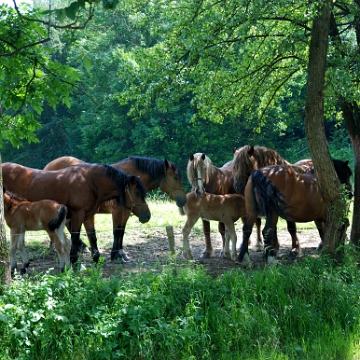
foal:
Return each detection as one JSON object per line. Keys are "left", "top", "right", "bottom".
{"left": 180, "top": 191, "right": 247, "bottom": 261}
{"left": 3, "top": 190, "right": 70, "bottom": 274}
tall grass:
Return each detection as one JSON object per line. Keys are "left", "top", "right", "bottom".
{"left": 1, "top": 199, "right": 358, "bottom": 359}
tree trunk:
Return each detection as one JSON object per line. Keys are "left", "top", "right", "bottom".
{"left": 304, "top": 0, "right": 348, "bottom": 256}
{"left": 0, "top": 154, "right": 11, "bottom": 288}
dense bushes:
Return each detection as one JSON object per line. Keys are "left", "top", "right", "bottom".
{"left": 1, "top": 249, "right": 360, "bottom": 360}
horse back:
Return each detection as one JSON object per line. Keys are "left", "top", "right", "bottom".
{"left": 43, "top": 156, "right": 86, "bottom": 170}
{"left": 259, "top": 166, "right": 326, "bottom": 222}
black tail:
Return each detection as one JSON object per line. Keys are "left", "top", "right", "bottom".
{"left": 48, "top": 206, "right": 67, "bottom": 231}
{"left": 251, "top": 170, "right": 289, "bottom": 219}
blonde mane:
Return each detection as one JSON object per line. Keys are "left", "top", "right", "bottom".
{"left": 187, "top": 153, "right": 214, "bottom": 187}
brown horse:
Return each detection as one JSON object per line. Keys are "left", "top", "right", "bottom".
{"left": 232, "top": 145, "right": 313, "bottom": 254}
{"left": 43, "top": 156, "right": 186, "bottom": 262}
{"left": 238, "top": 159, "right": 353, "bottom": 266}
{"left": 2, "top": 162, "right": 151, "bottom": 265}
{"left": 186, "top": 153, "right": 263, "bottom": 259}
{"left": 180, "top": 191, "right": 262, "bottom": 261}
{"left": 3, "top": 189, "right": 70, "bottom": 274}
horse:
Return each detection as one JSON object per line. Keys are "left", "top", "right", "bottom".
{"left": 232, "top": 145, "right": 313, "bottom": 254}
{"left": 3, "top": 188, "right": 70, "bottom": 274}
{"left": 43, "top": 156, "right": 186, "bottom": 262}
{"left": 238, "top": 159, "right": 353, "bottom": 267}
{"left": 186, "top": 153, "right": 263, "bottom": 259}
{"left": 180, "top": 191, "right": 273, "bottom": 261}
{"left": 2, "top": 162, "right": 151, "bottom": 265}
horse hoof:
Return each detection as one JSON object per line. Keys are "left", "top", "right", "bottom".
{"left": 237, "top": 252, "right": 251, "bottom": 267}
{"left": 288, "top": 251, "right": 298, "bottom": 260}
{"left": 182, "top": 250, "right": 193, "bottom": 260}
{"left": 111, "top": 253, "right": 127, "bottom": 264}
{"left": 92, "top": 252, "right": 100, "bottom": 263}
{"left": 200, "top": 249, "right": 213, "bottom": 259}
{"left": 266, "top": 255, "right": 277, "bottom": 266}
{"left": 79, "top": 244, "right": 91, "bottom": 254}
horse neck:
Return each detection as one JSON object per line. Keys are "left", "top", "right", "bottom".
{"left": 202, "top": 166, "right": 235, "bottom": 194}
{"left": 113, "top": 161, "right": 157, "bottom": 192}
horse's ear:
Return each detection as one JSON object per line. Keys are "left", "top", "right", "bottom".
{"left": 345, "top": 160, "right": 349, "bottom": 166}
{"left": 201, "top": 153, "right": 206, "bottom": 160}
{"left": 232, "top": 148, "right": 236, "bottom": 154}
{"left": 130, "top": 175, "right": 137, "bottom": 184}
{"left": 164, "top": 159, "right": 171, "bottom": 169}
{"left": 189, "top": 154, "right": 194, "bottom": 161}
{"left": 3, "top": 185, "right": 6, "bottom": 193}
{"left": 248, "top": 145, "right": 255, "bottom": 156}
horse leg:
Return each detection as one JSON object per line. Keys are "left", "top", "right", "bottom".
{"left": 254, "top": 217, "right": 263, "bottom": 252}
{"left": 69, "top": 214, "right": 86, "bottom": 265}
{"left": 83, "top": 217, "right": 100, "bottom": 263}
{"left": 66, "top": 220, "right": 90, "bottom": 254}
{"left": 315, "top": 221, "right": 325, "bottom": 251}
{"left": 111, "top": 208, "right": 131, "bottom": 263}
{"left": 200, "top": 220, "right": 213, "bottom": 258}
{"left": 10, "top": 232, "right": 19, "bottom": 275}
{"left": 182, "top": 215, "right": 200, "bottom": 260}
{"left": 238, "top": 214, "right": 257, "bottom": 266}
{"left": 224, "top": 222, "right": 237, "bottom": 261}
{"left": 262, "top": 213, "right": 278, "bottom": 266}
{"left": 15, "top": 231, "right": 30, "bottom": 274}
{"left": 218, "top": 221, "right": 226, "bottom": 257}
{"left": 49, "top": 229, "right": 71, "bottom": 272}
{"left": 287, "top": 221, "right": 301, "bottom": 260}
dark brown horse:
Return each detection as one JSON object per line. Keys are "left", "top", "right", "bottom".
{"left": 4, "top": 188, "right": 70, "bottom": 274}
{"left": 43, "top": 156, "right": 186, "bottom": 262}
{"left": 2, "top": 162, "right": 151, "bottom": 265}
{"left": 238, "top": 159, "right": 353, "bottom": 266}
{"left": 232, "top": 145, "right": 313, "bottom": 254}
{"left": 186, "top": 153, "right": 263, "bottom": 259}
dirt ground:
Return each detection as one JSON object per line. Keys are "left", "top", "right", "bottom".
{"left": 14, "top": 226, "right": 325, "bottom": 278}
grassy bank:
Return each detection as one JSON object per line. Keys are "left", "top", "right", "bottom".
{"left": 1, "top": 199, "right": 358, "bottom": 359}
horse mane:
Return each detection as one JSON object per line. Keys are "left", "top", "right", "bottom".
{"left": 118, "top": 156, "right": 182, "bottom": 183}
{"left": 187, "top": 153, "right": 214, "bottom": 186}
{"left": 233, "top": 145, "right": 292, "bottom": 182}
{"left": 4, "top": 191, "right": 27, "bottom": 204}
{"left": 104, "top": 164, "right": 147, "bottom": 206}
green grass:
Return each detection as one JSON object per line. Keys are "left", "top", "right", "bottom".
{"left": 1, "top": 199, "right": 358, "bottom": 360}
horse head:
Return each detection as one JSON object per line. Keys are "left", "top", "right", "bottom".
{"left": 333, "top": 159, "right": 353, "bottom": 199}
{"left": 160, "top": 159, "right": 187, "bottom": 206}
{"left": 232, "top": 145, "right": 256, "bottom": 194}
{"left": 187, "top": 153, "right": 212, "bottom": 197}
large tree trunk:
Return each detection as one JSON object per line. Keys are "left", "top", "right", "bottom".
{"left": 0, "top": 154, "right": 11, "bottom": 287}
{"left": 304, "top": 0, "right": 348, "bottom": 256}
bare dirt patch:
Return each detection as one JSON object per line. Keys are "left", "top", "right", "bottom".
{"left": 15, "top": 226, "right": 324, "bottom": 278}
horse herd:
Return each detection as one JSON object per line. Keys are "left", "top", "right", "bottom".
{"left": 2, "top": 145, "right": 353, "bottom": 275}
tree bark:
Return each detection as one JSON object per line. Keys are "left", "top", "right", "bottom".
{"left": 0, "top": 154, "right": 11, "bottom": 288}
{"left": 304, "top": 0, "right": 348, "bottom": 256}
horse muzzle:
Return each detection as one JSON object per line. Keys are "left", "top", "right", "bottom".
{"left": 234, "top": 181, "right": 246, "bottom": 194}
{"left": 195, "top": 187, "right": 206, "bottom": 198}
{"left": 175, "top": 195, "right": 187, "bottom": 207}
{"left": 138, "top": 211, "right": 151, "bottom": 224}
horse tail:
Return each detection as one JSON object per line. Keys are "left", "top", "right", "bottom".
{"left": 48, "top": 205, "right": 67, "bottom": 231}
{"left": 251, "top": 170, "right": 288, "bottom": 219}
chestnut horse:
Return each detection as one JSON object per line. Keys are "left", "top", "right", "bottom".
{"left": 180, "top": 191, "right": 269, "bottom": 261}
{"left": 2, "top": 162, "right": 151, "bottom": 265}
{"left": 232, "top": 145, "right": 313, "bottom": 254}
{"left": 4, "top": 189, "right": 70, "bottom": 274}
{"left": 186, "top": 153, "right": 262, "bottom": 259}
{"left": 238, "top": 159, "right": 353, "bottom": 267}
{"left": 43, "top": 156, "right": 186, "bottom": 262}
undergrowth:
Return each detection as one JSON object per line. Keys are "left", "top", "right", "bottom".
{"left": 1, "top": 246, "right": 360, "bottom": 360}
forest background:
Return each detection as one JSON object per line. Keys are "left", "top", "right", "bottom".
{"left": 1, "top": 0, "right": 354, "bottom": 187}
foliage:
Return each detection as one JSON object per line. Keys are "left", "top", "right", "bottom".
{"left": 1, "top": 250, "right": 360, "bottom": 359}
